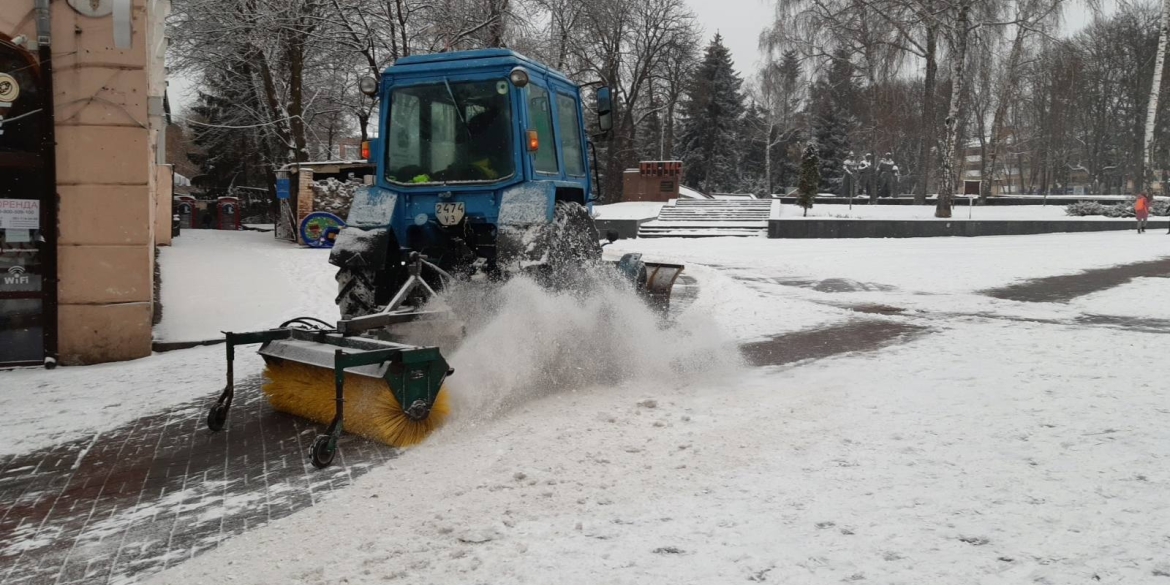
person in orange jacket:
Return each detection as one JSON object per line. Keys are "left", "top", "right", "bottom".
{"left": 1135, "top": 192, "right": 1151, "bottom": 233}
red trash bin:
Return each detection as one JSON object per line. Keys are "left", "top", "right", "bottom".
{"left": 217, "top": 197, "right": 241, "bottom": 230}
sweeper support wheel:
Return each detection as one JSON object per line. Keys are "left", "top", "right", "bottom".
{"left": 206, "top": 404, "right": 228, "bottom": 432}
{"left": 310, "top": 435, "right": 336, "bottom": 468}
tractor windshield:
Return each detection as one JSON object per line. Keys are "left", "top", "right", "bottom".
{"left": 385, "top": 80, "right": 514, "bottom": 185}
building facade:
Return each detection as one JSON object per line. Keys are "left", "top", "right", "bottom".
{"left": 1, "top": 0, "right": 170, "bottom": 367}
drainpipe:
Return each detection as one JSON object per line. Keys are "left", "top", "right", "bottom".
{"left": 35, "top": 0, "right": 59, "bottom": 368}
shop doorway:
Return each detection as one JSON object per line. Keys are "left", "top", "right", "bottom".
{"left": 0, "top": 39, "right": 53, "bottom": 367}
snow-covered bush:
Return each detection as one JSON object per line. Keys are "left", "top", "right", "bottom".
{"left": 1062, "top": 200, "right": 1165, "bottom": 218}
{"left": 1063, "top": 201, "right": 1109, "bottom": 217}
{"left": 1067, "top": 202, "right": 1155, "bottom": 218}
{"left": 1104, "top": 204, "right": 1135, "bottom": 218}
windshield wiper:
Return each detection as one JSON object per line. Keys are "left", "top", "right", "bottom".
{"left": 443, "top": 77, "right": 472, "bottom": 142}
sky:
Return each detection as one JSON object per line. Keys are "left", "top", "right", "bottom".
{"left": 684, "top": 0, "right": 773, "bottom": 79}
{"left": 680, "top": 0, "right": 1120, "bottom": 83}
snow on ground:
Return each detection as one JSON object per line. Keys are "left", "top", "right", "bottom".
{"left": 1071, "top": 276, "right": 1170, "bottom": 320}
{"left": 155, "top": 230, "right": 338, "bottom": 342}
{"left": 775, "top": 202, "right": 1128, "bottom": 221}
{"left": 660, "top": 263, "right": 848, "bottom": 340}
{"left": 8, "top": 227, "right": 1170, "bottom": 583}
{"left": 593, "top": 201, "right": 668, "bottom": 220}
{"left": 0, "top": 345, "right": 268, "bottom": 456}
{"left": 612, "top": 231, "right": 1170, "bottom": 295}
{"left": 143, "top": 230, "right": 1170, "bottom": 584}
{"left": 0, "top": 231, "right": 337, "bottom": 456}
{"left": 151, "top": 287, "right": 1170, "bottom": 585}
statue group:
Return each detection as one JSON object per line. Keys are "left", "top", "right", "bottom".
{"left": 842, "top": 152, "right": 899, "bottom": 202}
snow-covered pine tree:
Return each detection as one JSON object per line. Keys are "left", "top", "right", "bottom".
{"left": 810, "top": 49, "right": 857, "bottom": 193}
{"left": 187, "top": 72, "right": 271, "bottom": 198}
{"left": 798, "top": 143, "right": 820, "bottom": 216}
{"left": 773, "top": 49, "right": 803, "bottom": 194}
{"left": 814, "top": 105, "right": 849, "bottom": 193}
{"left": 738, "top": 101, "right": 768, "bottom": 195}
{"left": 677, "top": 33, "right": 746, "bottom": 194}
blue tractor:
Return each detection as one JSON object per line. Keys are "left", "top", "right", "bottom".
{"left": 207, "top": 50, "right": 683, "bottom": 468}
{"left": 328, "top": 49, "right": 651, "bottom": 318}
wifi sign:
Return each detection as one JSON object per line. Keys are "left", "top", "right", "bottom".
{"left": 3, "top": 266, "right": 30, "bottom": 286}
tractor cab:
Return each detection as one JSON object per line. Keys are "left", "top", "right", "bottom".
{"left": 333, "top": 49, "right": 613, "bottom": 293}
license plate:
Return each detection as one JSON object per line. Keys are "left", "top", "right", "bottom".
{"left": 435, "top": 202, "right": 465, "bottom": 226}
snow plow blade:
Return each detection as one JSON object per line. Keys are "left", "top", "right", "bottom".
{"left": 615, "top": 253, "right": 684, "bottom": 316}
{"left": 642, "top": 261, "right": 685, "bottom": 314}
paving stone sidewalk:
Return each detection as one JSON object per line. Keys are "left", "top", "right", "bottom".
{"left": 0, "top": 375, "right": 395, "bottom": 585}
{"left": 0, "top": 273, "right": 700, "bottom": 585}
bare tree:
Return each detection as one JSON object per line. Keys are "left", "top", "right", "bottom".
{"left": 1144, "top": 0, "right": 1170, "bottom": 192}
{"left": 976, "top": 0, "right": 1065, "bottom": 201}
{"left": 753, "top": 49, "right": 804, "bottom": 196}
{"left": 765, "top": 0, "right": 945, "bottom": 203}
{"left": 568, "top": 0, "right": 697, "bottom": 199}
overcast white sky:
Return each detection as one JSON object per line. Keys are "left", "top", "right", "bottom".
{"left": 684, "top": 0, "right": 773, "bottom": 78}
{"left": 681, "top": 0, "right": 1117, "bottom": 81}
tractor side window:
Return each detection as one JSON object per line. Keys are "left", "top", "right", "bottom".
{"left": 556, "top": 94, "right": 586, "bottom": 177}
{"left": 528, "top": 85, "right": 558, "bottom": 174}
{"left": 430, "top": 101, "right": 457, "bottom": 172}
{"left": 389, "top": 93, "right": 421, "bottom": 169}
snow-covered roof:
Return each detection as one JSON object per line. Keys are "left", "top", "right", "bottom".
{"left": 277, "top": 160, "right": 372, "bottom": 172}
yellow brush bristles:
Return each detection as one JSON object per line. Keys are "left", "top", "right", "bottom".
{"left": 262, "top": 361, "right": 450, "bottom": 448}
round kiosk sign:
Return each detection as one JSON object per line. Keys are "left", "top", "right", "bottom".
{"left": 0, "top": 73, "right": 20, "bottom": 103}
{"left": 299, "top": 212, "right": 346, "bottom": 248}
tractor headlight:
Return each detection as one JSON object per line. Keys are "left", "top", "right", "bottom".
{"left": 359, "top": 76, "right": 378, "bottom": 96}
{"left": 509, "top": 68, "right": 530, "bottom": 88}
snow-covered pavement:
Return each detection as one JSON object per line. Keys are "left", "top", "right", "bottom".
{"left": 5, "top": 230, "right": 1170, "bottom": 584}
{"left": 0, "top": 231, "right": 338, "bottom": 456}
{"left": 153, "top": 319, "right": 1170, "bottom": 585}
{"left": 1073, "top": 276, "right": 1170, "bottom": 320}
{"left": 154, "top": 230, "right": 338, "bottom": 343}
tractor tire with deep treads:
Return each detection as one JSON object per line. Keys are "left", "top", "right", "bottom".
{"left": 336, "top": 267, "right": 380, "bottom": 319}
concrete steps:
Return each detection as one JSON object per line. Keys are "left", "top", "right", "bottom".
{"left": 638, "top": 199, "right": 772, "bottom": 238}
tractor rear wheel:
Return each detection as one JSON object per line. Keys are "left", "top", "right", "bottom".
{"left": 526, "top": 201, "right": 604, "bottom": 289}
{"left": 336, "top": 267, "right": 380, "bottom": 319}
{"left": 547, "top": 201, "right": 602, "bottom": 269}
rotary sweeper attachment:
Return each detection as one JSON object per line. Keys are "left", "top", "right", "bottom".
{"left": 206, "top": 254, "right": 455, "bottom": 468}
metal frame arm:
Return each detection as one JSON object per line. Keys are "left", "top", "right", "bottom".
{"left": 215, "top": 329, "right": 293, "bottom": 408}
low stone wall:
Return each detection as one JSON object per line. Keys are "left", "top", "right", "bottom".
{"left": 594, "top": 218, "right": 649, "bottom": 240}
{"left": 768, "top": 219, "right": 1167, "bottom": 239}
{"left": 775, "top": 195, "right": 1142, "bottom": 207}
